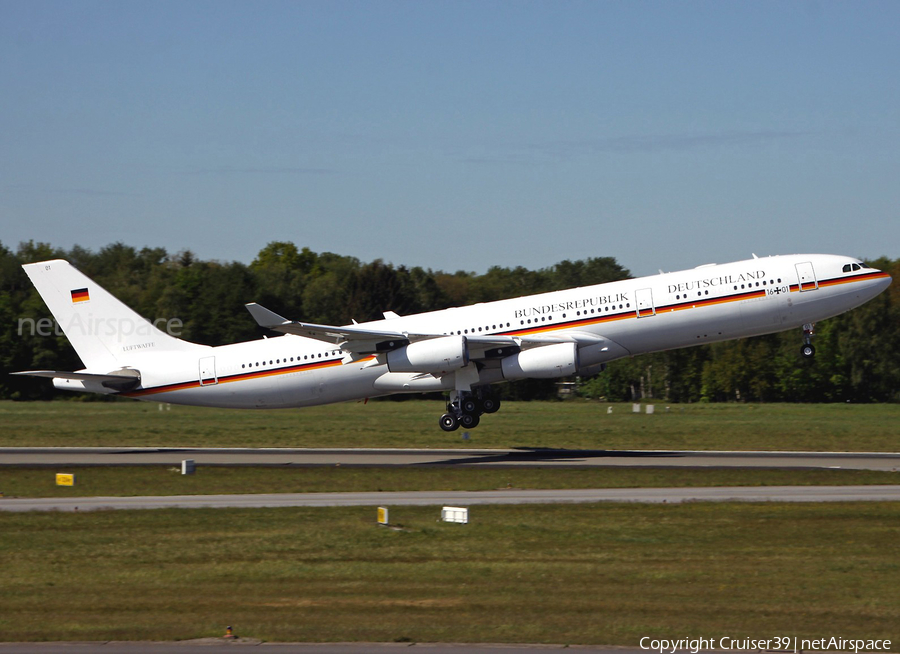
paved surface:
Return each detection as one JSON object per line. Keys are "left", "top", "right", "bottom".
{"left": 2, "top": 447, "right": 900, "bottom": 470}
{"left": 3, "top": 485, "right": 900, "bottom": 513}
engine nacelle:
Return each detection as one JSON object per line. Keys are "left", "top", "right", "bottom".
{"left": 386, "top": 335, "right": 469, "bottom": 373}
{"left": 576, "top": 362, "right": 607, "bottom": 377}
{"left": 501, "top": 342, "right": 579, "bottom": 380}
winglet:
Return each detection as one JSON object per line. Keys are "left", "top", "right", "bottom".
{"left": 245, "top": 303, "right": 290, "bottom": 329}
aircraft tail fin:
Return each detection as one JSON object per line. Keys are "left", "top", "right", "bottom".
{"left": 22, "top": 260, "right": 202, "bottom": 371}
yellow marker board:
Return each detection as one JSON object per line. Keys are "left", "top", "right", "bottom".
{"left": 377, "top": 507, "right": 389, "bottom": 525}
{"left": 56, "top": 473, "right": 75, "bottom": 486}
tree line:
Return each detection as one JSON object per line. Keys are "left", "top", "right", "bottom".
{"left": 1, "top": 240, "right": 897, "bottom": 403}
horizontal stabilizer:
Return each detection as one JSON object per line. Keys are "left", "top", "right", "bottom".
{"left": 12, "top": 369, "right": 141, "bottom": 390}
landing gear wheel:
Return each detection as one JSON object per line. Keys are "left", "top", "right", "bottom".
{"left": 439, "top": 413, "right": 460, "bottom": 432}
{"left": 481, "top": 397, "right": 500, "bottom": 414}
{"left": 461, "top": 398, "right": 479, "bottom": 415}
{"left": 459, "top": 413, "right": 480, "bottom": 429}
{"left": 800, "top": 322, "right": 816, "bottom": 360}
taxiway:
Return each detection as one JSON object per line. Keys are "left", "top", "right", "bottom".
{"left": 3, "top": 485, "right": 900, "bottom": 513}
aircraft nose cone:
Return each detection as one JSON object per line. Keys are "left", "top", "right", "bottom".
{"left": 871, "top": 269, "right": 892, "bottom": 295}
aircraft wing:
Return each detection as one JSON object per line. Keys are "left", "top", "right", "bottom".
{"left": 245, "top": 303, "right": 423, "bottom": 354}
{"left": 246, "top": 303, "right": 607, "bottom": 356}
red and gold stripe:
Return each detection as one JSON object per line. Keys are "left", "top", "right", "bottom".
{"left": 818, "top": 270, "right": 891, "bottom": 290}
{"left": 124, "top": 356, "right": 349, "bottom": 398}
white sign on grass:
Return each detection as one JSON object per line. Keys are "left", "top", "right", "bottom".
{"left": 441, "top": 506, "right": 468, "bottom": 524}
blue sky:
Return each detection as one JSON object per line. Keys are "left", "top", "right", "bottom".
{"left": 1, "top": 0, "right": 898, "bottom": 277}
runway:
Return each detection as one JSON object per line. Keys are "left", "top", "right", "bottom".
{"left": 3, "top": 447, "right": 900, "bottom": 470}
{"left": 4, "top": 484, "right": 900, "bottom": 513}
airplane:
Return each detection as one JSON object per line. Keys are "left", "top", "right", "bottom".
{"left": 13, "top": 253, "right": 892, "bottom": 431}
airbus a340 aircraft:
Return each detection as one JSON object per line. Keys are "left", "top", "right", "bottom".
{"left": 15, "top": 254, "right": 891, "bottom": 430}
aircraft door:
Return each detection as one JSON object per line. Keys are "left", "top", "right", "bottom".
{"left": 199, "top": 356, "right": 218, "bottom": 386}
{"left": 635, "top": 288, "right": 655, "bottom": 317}
{"left": 795, "top": 262, "right": 818, "bottom": 291}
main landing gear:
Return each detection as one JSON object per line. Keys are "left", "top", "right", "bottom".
{"left": 438, "top": 388, "right": 501, "bottom": 432}
{"left": 801, "top": 322, "right": 816, "bottom": 358}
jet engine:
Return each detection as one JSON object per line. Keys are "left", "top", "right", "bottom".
{"left": 387, "top": 335, "right": 469, "bottom": 373}
{"left": 501, "top": 342, "right": 579, "bottom": 379}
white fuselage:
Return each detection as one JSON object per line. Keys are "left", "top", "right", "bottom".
{"left": 88, "top": 253, "right": 890, "bottom": 409}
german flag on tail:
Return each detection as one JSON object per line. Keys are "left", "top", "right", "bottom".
{"left": 70, "top": 288, "right": 90, "bottom": 303}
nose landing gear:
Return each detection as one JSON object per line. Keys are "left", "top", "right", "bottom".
{"left": 438, "top": 388, "right": 501, "bottom": 432}
{"left": 801, "top": 323, "right": 816, "bottom": 358}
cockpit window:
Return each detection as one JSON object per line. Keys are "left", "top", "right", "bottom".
{"left": 852, "top": 263, "right": 861, "bottom": 271}
{"left": 842, "top": 264, "right": 852, "bottom": 273}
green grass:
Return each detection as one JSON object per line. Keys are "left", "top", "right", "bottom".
{"left": 1, "top": 503, "right": 898, "bottom": 644}
{"left": 2, "top": 466, "right": 899, "bottom": 499}
{"left": 2, "top": 400, "right": 900, "bottom": 451}
{"left": 3, "top": 400, "right": 898, "bottom": 645}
